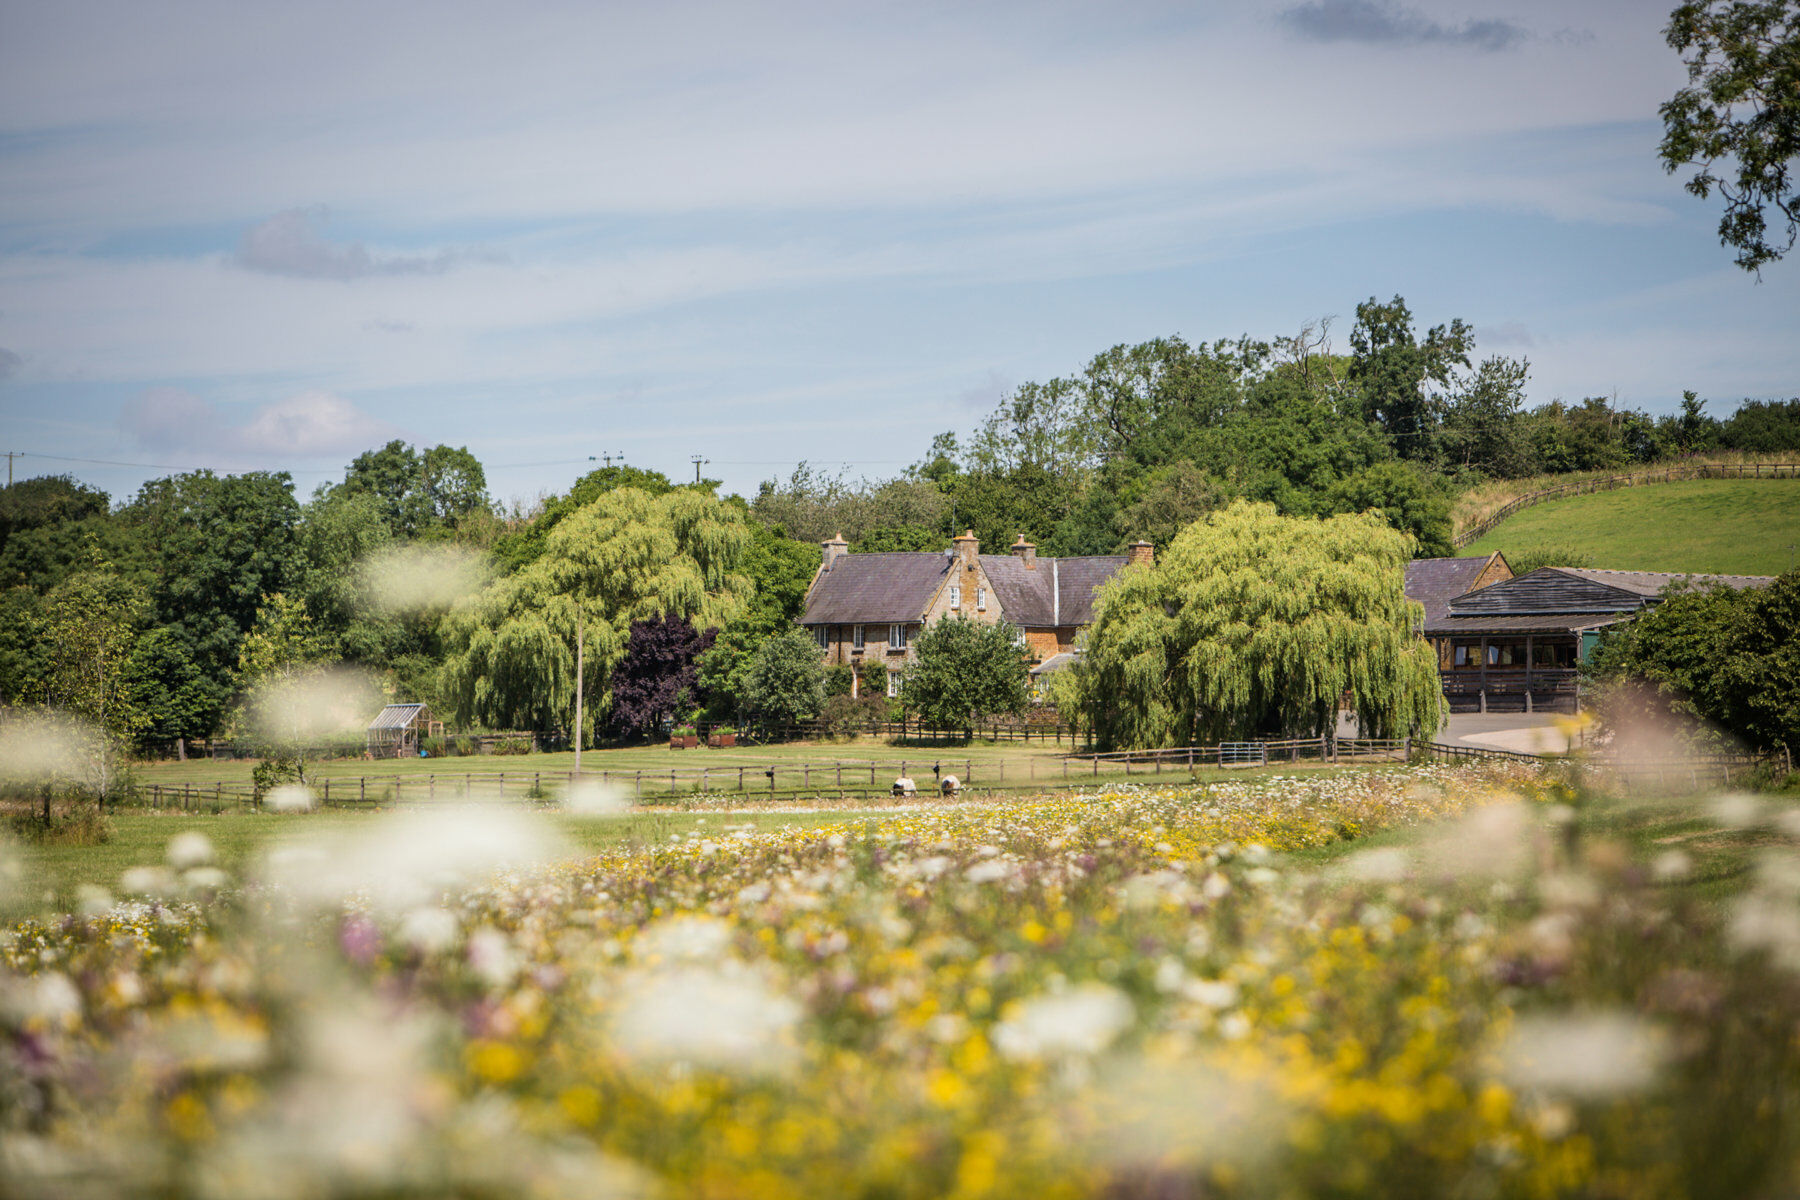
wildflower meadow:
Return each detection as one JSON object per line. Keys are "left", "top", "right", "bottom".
{"left": 4, "top": 763, "right": 1799, "bottom": 1198}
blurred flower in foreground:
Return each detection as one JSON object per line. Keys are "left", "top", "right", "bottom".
{"left": 563, "top": 778, "right": 630, "bottom": 817}
{"left": 266, "top": 784, "right": 318, "bottom": 813}
{"left": 610, "top": 959, "right": 802, "bottom": 1078}
{"left": 1496, "top": 1011, "right": 1668, "bottom": 1098}
{"left": 1081, "top": 1058, "right": 1283, "bottom": 1174}
{"left": 994, "top": 983, "right": 1134, "bottom": 1061}
{"left": 259, "top": 805, "right": 570, "bottom": 914}
{"left": 360, "top": 545, "right": 489, "bottom": 616}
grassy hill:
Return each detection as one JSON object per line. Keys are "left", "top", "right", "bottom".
{"left": 1462, "top": 478, "right": 1800, "bottom": 576}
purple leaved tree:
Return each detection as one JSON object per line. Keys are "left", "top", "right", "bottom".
{"left": 604, "top": 614, "right": 716, "bottom": 739}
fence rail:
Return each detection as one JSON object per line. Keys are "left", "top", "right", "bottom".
{"left": 1451, "top": 462, "right": 1800, "bottom": 549}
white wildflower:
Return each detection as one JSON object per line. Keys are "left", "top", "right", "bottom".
{"left": 993, "top": 982, "right": 1134, "bottom": 1061}
{"left": 1496, "top": 1012, "right": 1668, "bottom": 1098}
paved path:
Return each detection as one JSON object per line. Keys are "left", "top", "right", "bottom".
{"left": 1336, "top": 711, "right": 1576, "bottom": 755}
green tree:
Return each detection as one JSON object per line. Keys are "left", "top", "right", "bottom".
{"left": 443, "top": 488, "right": 750, "bottom": 771}
{"left": 900, "top": 615, "right": 1028, "bottom": 735}
{"left": 329, "top": 440, "right": 491, "bottom": 539}
{"left": 697, "top": 524, "right": 823, "bottom": 715}
{"left": 235, "top": 592, "right": 335, "bottom": 787}
{"left": 123, "top": 470, "right": 302, "bottom": 741}
{"left": 41, "top": 564, "right": 148, "bottom": 801}
{"left": 493, "top": 464, "right": 678, "bottom": 572}
{"left": 1323, "top": 462, "right": 1454, "bottom": 558}
{"left": 1439, "top": 356, "right": 1533, "bottom": 477}
{"left": 1348, "top": 296, "right": 1473, "bottom": 459}
{"left": 1587, "top": 570, "right": 1799, "bottom": 754}
{"left": 1660, "top": 0, "right": 1800, "bottom": 271}
{"left": 1072, "top": 500, "right": 1442, "bottom": 749}
{"left": 742, "top": 626, "right": 827, "bottom": 725}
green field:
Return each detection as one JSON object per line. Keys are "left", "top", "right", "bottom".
{"left": 1464, "top": 477, "right": 1800, "bottom": 575}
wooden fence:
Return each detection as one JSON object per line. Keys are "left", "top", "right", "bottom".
{"left": 136, "top": 737, "right": 1412, "bottom": 811}
{"left": 1421, "top": 740, "right": 1790, "bottom": 790}
{"left": 735, "top": 719, "right": 1075, "bottom": 745}
{"left": 1451, "top": 462, "right": 1800, "bottom": 550}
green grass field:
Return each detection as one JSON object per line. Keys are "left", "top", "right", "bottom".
{"left": 1464, "top": 477, "right": 1800, "bottom": 575}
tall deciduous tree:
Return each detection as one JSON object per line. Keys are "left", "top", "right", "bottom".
{"left": 41, "top": 563, "right": 147, "bottom": 800}
{"left": 235, "top": 592, "right": 336, "bottom": 786}
{"left": 1348, "top": 296, "right": 1473, "bottom": 459}
{"left": 442, "top": 488, "right": 749, "bottom": 771}
{"left": 900, "top": 615, "right": 1028, "bottom": 735}
{"left": 1072, "top": 500, "right": 1442, "bottom": 748}
{"left": 1660, "top": 0, "right": 1800, "bottom": 271}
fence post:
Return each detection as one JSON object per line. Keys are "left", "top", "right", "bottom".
{"left": 361, "top": 776, "right": 366, "bottom": 804}
{"left": 322, "top": 780, "right": 329, "bottom": 805}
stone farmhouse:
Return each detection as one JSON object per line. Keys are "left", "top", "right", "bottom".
{"left": 797, "top": 531, "right": 1148, "bottom": 699}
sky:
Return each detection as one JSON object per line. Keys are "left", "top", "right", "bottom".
{"left": 1, "top": 0, "right": 1796, "bottom": 509}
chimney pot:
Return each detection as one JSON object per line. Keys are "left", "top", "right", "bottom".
{"left": 822, "top": 532, "right": 849, "bottom": 570}
{"left": 952, "top": 528, "right": 979, "bottom": 568}
{"left": 1010, "top": 532, "right": 1037, "bottom": 569}
{"left": 1129, "top": 540, "right": 1154, "bottom": 568}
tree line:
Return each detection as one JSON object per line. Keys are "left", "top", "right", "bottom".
{"left": 4, "top": 295, "right": 1798, "bottom": 770}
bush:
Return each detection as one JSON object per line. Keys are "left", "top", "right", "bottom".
{"left": 821, "top": 693, "right": 887, "bottom": 737}
{"left": 493, "top": 737, "right": 534, "bottom": 756}
{"left": 454, "top": 735, "right": 476, "bottom": 756}
{"left": 824, "top": 664, "right": 855, "bottom": 698}
{"left": 422, "top": 736, "right": 448, "bottom": 758}
{"left": 9, "top": 805, "right": 113, "bottom": 846}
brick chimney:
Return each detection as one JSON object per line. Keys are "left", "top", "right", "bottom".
{"left": 1010, "top": 532, "right": 1037, "bottom": 569}
{"left": 952, "top": 529, "right": 979, "bottom": 569}
{"left": 1129, "top": 540, "right": 1154, "bottom": 568}
{"left": 822, "top": 532, "right": 849, "bottom": 571}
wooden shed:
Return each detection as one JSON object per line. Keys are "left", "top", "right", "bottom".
{"left": 366, "top": 703, "right": 436, "bottom": 758}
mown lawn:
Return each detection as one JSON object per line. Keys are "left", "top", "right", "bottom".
{"left": 1464, "top": 477, "right": 1800, "bottom": 575}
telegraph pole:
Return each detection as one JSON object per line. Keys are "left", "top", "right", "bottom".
{"left": 691, "top": 455, "right": 709, "bottom": 484}
{"left": 4, "top": 451, "right": 13, "bottom": 487}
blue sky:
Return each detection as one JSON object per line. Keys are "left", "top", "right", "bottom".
{"left": 1, "top": 0, "right": 1795, "bottom": 508}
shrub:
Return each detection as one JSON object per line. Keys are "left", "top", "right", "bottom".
{"left": 821, "top": 693, "right": 887, "bottom": 737}
{"left": 9, "top": 805, "right": 113, "bottom": 846}
{"left": 493, "top": 737, "right": 534, "bottom": 756}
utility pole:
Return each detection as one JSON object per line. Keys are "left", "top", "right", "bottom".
{"left": 691, "top": 455, "right": 709, "bottom": 484}
{"left": 4, "top": 451, "right": 12, "bottom": 487}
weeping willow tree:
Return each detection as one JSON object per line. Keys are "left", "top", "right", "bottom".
{"left": 1073, "top": 500, "right": 1442, "bottom": 749}
{"left": 442, "top": 488, "right": 750, "bottom": 766}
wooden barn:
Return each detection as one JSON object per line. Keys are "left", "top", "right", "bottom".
{"left": 1423, "top": 567, "right": 1775, "bottom": 713}
{"left": 366, "top": 703, "right": 438, "bottom": 757}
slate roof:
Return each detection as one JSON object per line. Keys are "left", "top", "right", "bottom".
{"left": 798, "top": 549, "right": 1133, "bottom": 628}
{"left": 1424, "top": 566, "right": 1776, "bottom": 636}
{"left": 1553, "top": 567, "right": 1776, "bottom": 596}
{"left": 1404, "top": 555, "right": 1503, "bottom": 625}
{"left": 799, "top": 553, "right": 953, "bottom": 624}
{"left": 979, "top": 554, "right": 1131, "bottom": 628}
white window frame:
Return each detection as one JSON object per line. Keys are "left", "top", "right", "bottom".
{"left": 948, "top": 584, "right": 961, "bottom": 609}
{"left": 852, "top": 623, "right": 865, "bottom": 650}
{"left": 977, "top": 587, "right": 987, "bottom": 611}
{"left": 889, "top": 623, "right": 907, "bottom": 650}
{"left": 814, "top": 625, "right": 828, "bottom": 650}
{"left": 887, "top": 670, "right": 902, "bottom": 698}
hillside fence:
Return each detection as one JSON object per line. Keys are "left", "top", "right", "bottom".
{"left": 1451, "top": 461, "right": 1800, "bottom": 550}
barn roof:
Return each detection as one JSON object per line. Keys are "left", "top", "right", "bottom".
{"left": 1424, "top": 566, "right": 1776, "bottom": 635}
{"left": 368, "top": 703, "right": 428, "bottom": 731}
{"left": 1404, "top": 554, "right": 1504, "bottom": 625}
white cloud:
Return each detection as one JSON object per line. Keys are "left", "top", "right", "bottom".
{"left": 120, "top": 387, "right": 400, "bottom": 460}
{"left": 235, "top": 208, "right": 461, "bottom": 280}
